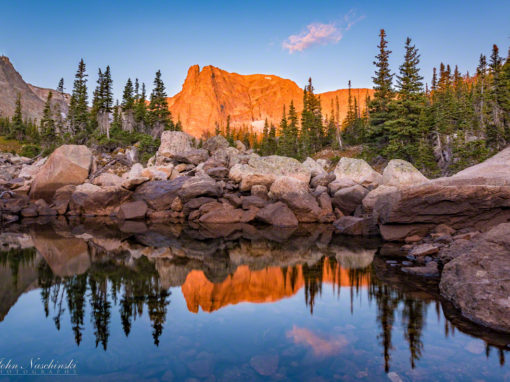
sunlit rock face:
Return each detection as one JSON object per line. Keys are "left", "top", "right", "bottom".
{"left": 168, "top": 65, "right": 373, "bottom": 137}
{"left": 181, "top": 258, "right": 371, "bottom": 313}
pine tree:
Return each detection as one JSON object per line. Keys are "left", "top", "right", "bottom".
{"left": 10, "top": 93, "right": 25, "bottom": 141}
{"left": 487, "top": 44, "right": 506, "bottom": 149}
{"left": 300, "top": 78, "right": 323, "bottom": 156}
{"left": 367, "top": 29, "right": 394, "bottom": 150}
{"left": 260, "top": 118, "right": 269, "bottom": 155}
{"left": 268, "top": 123, "right": 277, "bottom": 153}
{"left": 134, "top": 82, "right": 147, "bottom": 132}
{"left": 277, "top": 105, "right": 291, "bottom": 156}
{"left": 57, "top": 78, "right": 64, "bottom": 94}
{"left": 148, "top": 70, "right": 174, "bottom": 136}
{"left": 40, "top": 91, "right": 56, "bottom": 147}
{"left": 287, "top": 101, "right": 299, "bottom": 158}
{"left": 102, "top": 66, "right": 113, "bottom": 113}
{"left": 225, "top": 115, "right": 233, "bottom": 145}
{"left": 68, "top": 59, "right": 89, "bottom": 135}
{"left": 383, "top": 37, "right": 426, "bottom": 161}
{"left": 122, "top": 78, "right": 135, "bottom": 111}
{"left": 501, "top": 47, "right": 510, "bottom": 140}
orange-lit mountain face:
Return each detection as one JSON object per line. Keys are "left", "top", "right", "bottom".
{"left": 168, "top": 65, "right": 374, "bottom": 137}
{"left": 181, "top": 258, "right": 371, "bottom": 313}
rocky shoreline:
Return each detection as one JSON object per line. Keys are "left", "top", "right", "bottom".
{"left": 1, "top": 131, "right": 510, "bottom": 333}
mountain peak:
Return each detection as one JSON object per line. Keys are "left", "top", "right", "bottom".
{"left": 0, "top": 55, "right": 68, "bottom": 121}
{"left": 168, "top": 65, "right": 373, "bottom": 137}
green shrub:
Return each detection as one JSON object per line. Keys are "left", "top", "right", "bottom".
{"left": 20, "top": 144, "right": 41, "bottom": 158}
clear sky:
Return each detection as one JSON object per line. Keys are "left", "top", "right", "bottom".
{"left": 1, "top": 0, "right": 509, "bottom": 100}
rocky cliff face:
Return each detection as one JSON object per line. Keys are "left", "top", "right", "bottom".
{"left": 0, "top": 56, "right": 68, "bottom": 122}
{"left": 0, "top": 56, "right": 371, "bottom": 136}
{"left": 168, "top": 65, "right": 373, "bottom": 137}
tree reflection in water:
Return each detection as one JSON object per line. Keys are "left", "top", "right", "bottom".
{"left": 37, "top": 256, "right": 170, "bottom": 349}
{"left": 0, "top": 221, "right": 507, "bottom": 373}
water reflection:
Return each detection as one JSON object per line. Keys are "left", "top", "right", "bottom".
{"left": 0, "top": 219, "right": 509, "bottom": 379}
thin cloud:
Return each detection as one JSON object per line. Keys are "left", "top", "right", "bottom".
{"left": 282, "top": 11, "right": 365, "bottom": 53}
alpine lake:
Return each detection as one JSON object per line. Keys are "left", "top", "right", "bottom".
{"left": 0, "top": 218, "right": 508, "bottom": 381}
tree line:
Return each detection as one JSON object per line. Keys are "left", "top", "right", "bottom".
{"left": 1, "top": 30, "right": 509, "bottom": 174}
{"left": 218, "top": 30, "right": 510, "bottom": 175}
{"left": 0, "top": 60, "right": 182, "bottom": 161}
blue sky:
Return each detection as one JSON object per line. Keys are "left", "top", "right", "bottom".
{"left": 1, "top": 0, "right": 509, "bottom": 100}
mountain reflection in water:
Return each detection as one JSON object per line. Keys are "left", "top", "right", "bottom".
{"left": 0, "top": 218, "right": 509, "bottom": 380}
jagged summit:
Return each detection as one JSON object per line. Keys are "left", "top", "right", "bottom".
{"left": 0, "top": 57, "right": 372, "bottom": 136}
{"left": 168, "top": 64, "right": 373, "bottom": 137}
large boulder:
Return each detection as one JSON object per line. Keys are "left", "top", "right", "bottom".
{"left": 256, "top": 202, "right": 299, "bottom": 227}
{"left": 173, "top": 148, "right": 209, "bottom": 165}
{"left": 269, "top": 176, "right": 321, "bottom": 222}
{"left": 19, "top": 157, "right": 47, "bottom": 179}
{"left": 53, "top": 185, "right": 76, "bottom": 215}
{"left": 92, "top": 172, "right": 124, "bottom": 187}
{"left": 69, "top": 184, "right": 131, "bottom": 216}
{"left": 374, "top": 149, "right": 510, "bottom": 240}
{"left": 374, "top": 183, "right": 510, "bottom": 233}
{"left": 332, "top": 185, "right": 369, "bottom": 215}
{"left": 30, "top": 145, "right": 93, "bottom": 202}
{"left": 439, "top": 222, "right": 510, "bottom": 333}
{"left": 441, "top": 145, "right": 510, "bottom": 186}
{"left": 199, "top": 205, "right": 244, "bottom": 224}
{"left": 178, "top": 176, "right": 222, "bottom": 202}
{"left": 382, "top": 159, "right": 428, "bottom": 187}
{"left": 334, "top": 157, "right": 382, "bottom": 187}
{"left": 117, "top": 200, "right": 148, "bottom": 220}
{"left": 302, "top": 157, "right": 326, "bottom": 177}
{"left": 362, "top": 185, "right": 398, "bottom": 214}
{"left": 203, "top": 135, "right": 230, "bottom": 153}
{"left": 229, "top": 155, "right": 311, "bottom": 192}
{"left": 132, "top": 177, "right": 188, "bottom": 210}
{"left": 334, "top": 216, "right": 374, "bottom": 236}
{"left": 157, "top": 131, "right": 194, "bottom": 159}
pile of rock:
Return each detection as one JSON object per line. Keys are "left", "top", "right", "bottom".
{"left": 1, "top": 133, "right": 510, "bottom": 240}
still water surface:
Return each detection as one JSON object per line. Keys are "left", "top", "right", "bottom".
{"left": 0, "top": 220, "right": 508, "bottom": 381}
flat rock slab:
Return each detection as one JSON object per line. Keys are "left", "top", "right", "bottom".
{"left": 409, "top": 243, "right": 440, "bottom": 257}
{"left": 439, "top": 222, "right": 510, "bottom": 333}
{"left": 402, "top": 262, "right": 439, "bottom": 277}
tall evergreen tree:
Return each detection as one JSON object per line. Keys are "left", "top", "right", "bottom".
{"left": 57, "top": 78, "right": 64, "bottom": 94}
{"left": 300, "top": 78, "right": 323, "bottom": 156}
{"left": 287, "top": 101, "right": 299, "bottom": 158}
{"left": 122, "top": 78, "right": 135, "bottom": 111}
{"left": 68, "top": 59, "right": 89, "bottom": 135}
{"left": 148, "top": 70, "right": 174, "bottom": 136}
{"left": 134, "top": 82, "right": 147, "bottom": 131}
{"left": 383, "top": 37, "right": 426, "bottom": 161}
{"left": 40, "top": 91, "right": 56, "bottom": 147}
{"left": 368, "top": 29, "right": 394, "bottom": 149}
{"left": 10, "top": 93, "right": 25, "bottom": 141}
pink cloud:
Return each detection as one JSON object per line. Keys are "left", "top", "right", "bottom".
{"left": 282, "top": 11, "right": 364, "bottom": 53}
{"left": 286, "top": 326, "right": 349, "bottom": 356}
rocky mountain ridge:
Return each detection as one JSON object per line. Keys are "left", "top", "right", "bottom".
{"left": 168, "top": 65, "right": 373, "bottom": 137}
{"left": 0, "top": 56, "right": 69, "bottom": 122}
{"left": 0, "top": 56, "right": 371, "bottom": 136}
